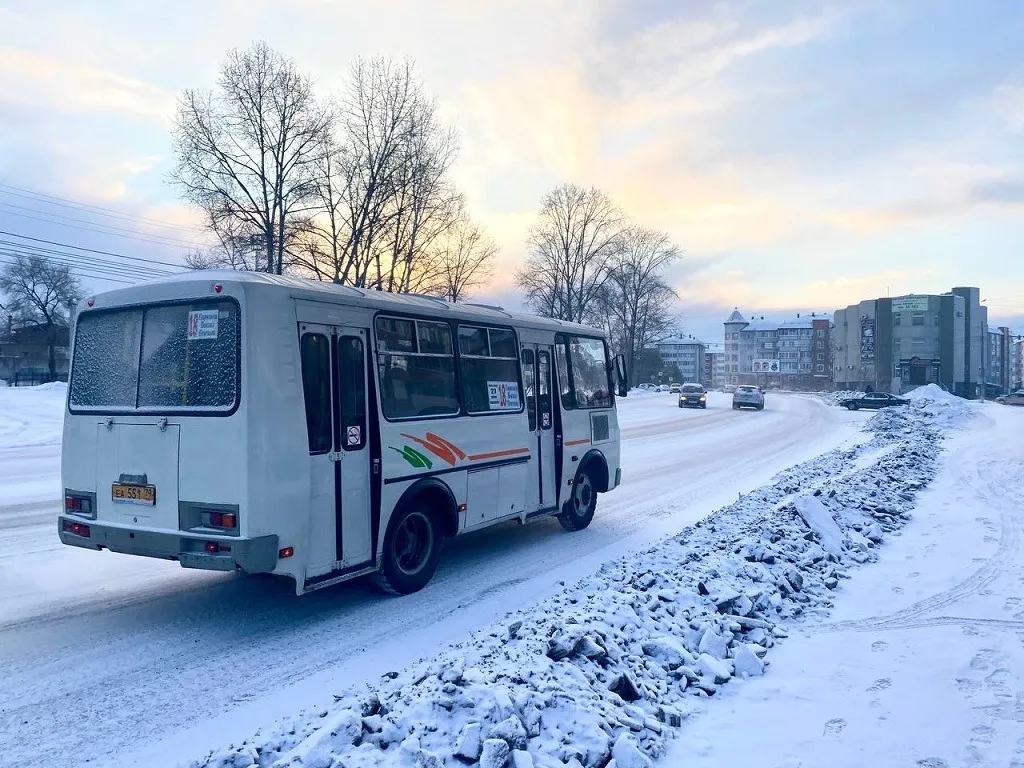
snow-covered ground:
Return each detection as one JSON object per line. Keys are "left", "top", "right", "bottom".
{"left": 0, "top": 387, "right": 861, "bottom": 768}
{"left": 5, "top": 386, "right": 1022, "bottom": 768}
{"left": 669, "top": 400, "right": 1024, "bottom": 768}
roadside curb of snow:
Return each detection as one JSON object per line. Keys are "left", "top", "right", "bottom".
{"left": 193, "top": 393, "right": 973, "bottom": 768}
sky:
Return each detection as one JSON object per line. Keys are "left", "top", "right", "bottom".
{"left": 1, "top": 0, "right": 1023, "bottom": 344}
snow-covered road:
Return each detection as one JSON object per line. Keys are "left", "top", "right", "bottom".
{"left": 0, "top": 387, "right": 859, "bottom": 768}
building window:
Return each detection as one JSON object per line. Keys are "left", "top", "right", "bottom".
{"left": 816, "top": 329, "right": 825, "bottom": 337}
{"left": 816, "top": 364, "right": 825, "bottom": 373}
{"left": 912, "top": 312, "right": 925, "bottom": 326}
{"left": 894, "top": 314, "right": 901, "bottom": 327}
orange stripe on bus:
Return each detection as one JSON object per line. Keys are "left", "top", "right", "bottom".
{"left": 468, "top": 447, "right": 530, "bottom": 461}
{"left": 565, "top": 438, "right": 591, "bottom": 447}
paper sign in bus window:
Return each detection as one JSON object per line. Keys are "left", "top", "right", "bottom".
{"left": 487, "top": 381, "right": 520, "bottom": 410}
{"left": 347, "top": 425, "right": 361, "bottom": 446}
{"left": 187, "top": 310, "right": 219, "bottom": 341}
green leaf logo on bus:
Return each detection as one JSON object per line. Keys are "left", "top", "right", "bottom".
{"left": 390, "top": 445, "right": 433, "bottom": 469}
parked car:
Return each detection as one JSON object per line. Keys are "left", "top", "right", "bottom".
{"left": 732, "top": 385, "right": 764, "bottom": 410}
{"left": 654, "top": 384, "right": 668, "bottom": 393}
{"left": 839, "top": 392, "right": 909, "bottom": 411}
{"left": 669, "top": 383, "right": 682, "bottom": 394}
{"left": 678, "top": 383, "right": 707, "bottom": 409}
{"left": 996, "top": 389, "right": 1024, "bottom": 406}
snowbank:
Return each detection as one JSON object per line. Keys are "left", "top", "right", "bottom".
{"left": 190, "top": 403, "right": 967, "bottom": 768}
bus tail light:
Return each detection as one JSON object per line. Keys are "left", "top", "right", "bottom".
{"left": 62, "top": 519, "right": 91, "bottom": 538}
{"left": 65, "top": 495, "right": 93, "bottom": 517}
{"left": 279, "top": 547, "right": 294, "bottom": 559}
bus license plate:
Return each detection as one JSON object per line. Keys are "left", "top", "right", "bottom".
{"left": 112, "top": 483, "right": 156, "bottom": 506}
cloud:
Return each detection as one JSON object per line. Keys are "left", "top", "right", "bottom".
{"left": 992, "top": 83, "right": 1024, "bottom": 131}
{"left": 0, "top": 48, "right": 173, "bottom": 121}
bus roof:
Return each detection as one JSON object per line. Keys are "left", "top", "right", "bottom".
{"left": 82, "top": 270, "right": 606, "bottom": 337}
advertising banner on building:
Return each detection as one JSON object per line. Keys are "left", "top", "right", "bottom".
{"left": 860, "top": 317, "right": 875, "bottom": 361}
{"left": 891, "top": 296, "right": 929, "bottom": 313}
{"left": 751, "top": 359, "right": 780, "bottom": 373}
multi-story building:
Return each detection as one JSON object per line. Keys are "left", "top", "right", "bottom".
{"left": 986, "top": 327, "right": 1015, "bottom": 397}
{"left": 831, "top": 288, "right": 990, "bottom": 397}
{"left": 1015, "top": 338, "right": 1024, "bottom": 391}
{"left": 704, "top": 348, "right": 725, "bottom": 388}
{"left": 656, "top": 337, "right": 706, "bottom": 384}
{"left": 722, "top": 310, "right": 832, "bottom": 389}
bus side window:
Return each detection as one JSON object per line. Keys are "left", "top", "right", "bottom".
{"left": 556, "top": 338, "right": 574, "bottom": 411}
{"left": 522, "top": 348, "right": 536, "bottom": 431}
{"left": 300, "top": 333, "right": 332, "bottom": 454}
{"left": 338, "top": 336, "right": 366, "bottom": 450}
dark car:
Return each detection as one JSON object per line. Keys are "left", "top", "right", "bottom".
{"left": 678, "top": 383, "right": 707, "bottom": 409}
{"left": 839, "top": 392, "right": 909, "bottom": 411}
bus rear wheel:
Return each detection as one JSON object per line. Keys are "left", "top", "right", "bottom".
{"left": 376, "top": 504, "right": 441, "bottom": 595}
{"left": 558, "top": 467, "right": 597, "bottom": 532}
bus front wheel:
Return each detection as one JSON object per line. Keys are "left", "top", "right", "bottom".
{"left": 558, "top": 467, "right": 597, "bottom": 532}
{"left": 376, "top": 504, "right": 441, "bottom": 595}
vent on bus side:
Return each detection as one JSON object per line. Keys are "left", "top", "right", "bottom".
{"left": 591, "top": 414, "right": 610, "bottom": 443}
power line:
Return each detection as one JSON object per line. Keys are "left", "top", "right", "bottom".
{"left": 0, "top": 255, "right": 138, "bottom": 285}
{"left": 0, "top": 248, "right": 174, "bottom": 281}
{"left": 0, "top": 201, "right": 204, "bottom": 249}
{"left": 0, "top": 205, "right": 206, "bottom": 250}
{"left": 0, "top": 231, "right": 187, "bottom": 269}
{"left": 0, "top": 239, "right": 178, "bottom": 277}
{"left": 0, "top": 181, "right": 206, "bottom": 235}
{"left": 0, "top": 245, "right": 173, "bottom": 278}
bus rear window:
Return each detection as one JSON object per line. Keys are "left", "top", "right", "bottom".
{"left": 70, "top": 300, "right": 239, "bottom": 412}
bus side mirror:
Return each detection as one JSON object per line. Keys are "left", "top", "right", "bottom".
{"left": 614, "top": 354, "right": 628, "bottom": 397}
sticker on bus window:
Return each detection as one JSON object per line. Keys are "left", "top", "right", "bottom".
{"left": 487, "top": 381, "right": 521, "bottom": 410}
{"left": 187, "top": 310, "right": 219, "bottom": 341}
{"left": 347, "top": 425, "right": 361, "bottom": 446}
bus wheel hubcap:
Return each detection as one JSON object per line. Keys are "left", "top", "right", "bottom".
{"left": 395, "top": 511, "right": 432, "bottom": 575}
{"left": 573, "top": 475, "right": 593, "bottom": 516}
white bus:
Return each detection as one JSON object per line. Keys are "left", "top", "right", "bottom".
{"left": 58, "top": 272, "right": 626, "bottom": 595}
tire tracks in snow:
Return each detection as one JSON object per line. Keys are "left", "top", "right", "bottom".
{"left": 816, "top": 441, "right": 1024, "bottom": 635}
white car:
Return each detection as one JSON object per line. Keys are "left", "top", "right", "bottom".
{"left": 732, "top": 385, "right": 765, "bottom": 411}
{"left": 669, "top": 383, "right": 681, "bottom": 394}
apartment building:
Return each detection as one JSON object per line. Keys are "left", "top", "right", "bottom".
{"left": 722, "top": 310, "right": 832, "bottom": 389}
{"left": 656, "top": 337, "right": 707, "bottom": 384}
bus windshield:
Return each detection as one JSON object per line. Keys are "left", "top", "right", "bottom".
{"left": 69, "top": 299, "right": 239, "bottom": 412}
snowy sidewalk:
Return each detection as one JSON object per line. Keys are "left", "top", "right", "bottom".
{"left": 668, "top": 405, "right": 1024, "bottom": 768}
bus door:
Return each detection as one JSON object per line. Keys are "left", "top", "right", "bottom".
{"left": 521, "top": 344, "right": 558, "bottom": 513}
{"left": 300, "top": 324, "right": 373, "bottom": 580}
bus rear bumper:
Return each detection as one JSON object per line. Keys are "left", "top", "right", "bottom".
{"left": 58, "top": 516, "right": 279, "bottom": 574}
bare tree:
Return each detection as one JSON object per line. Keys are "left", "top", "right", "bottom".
{"left": 0, "top": 255, "right": 82, "bottom": 379}
{"left": 170, "top": 42, "right": 330, "bottom": 275}
{"left": 516, "top": 185, "right": 623, "bottom": 323}
{"left": 410, "top": 214, "right": 497, "bottom": 302}
{"left": 600, "top": 227, "right": 681, "bottom": 383}
{"left": 291, "top": 58, "right": 463, "bottom": 293}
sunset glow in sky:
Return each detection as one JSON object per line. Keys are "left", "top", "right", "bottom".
{"left": 1, "top": 0, "right": 1022, "bottom": 342}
